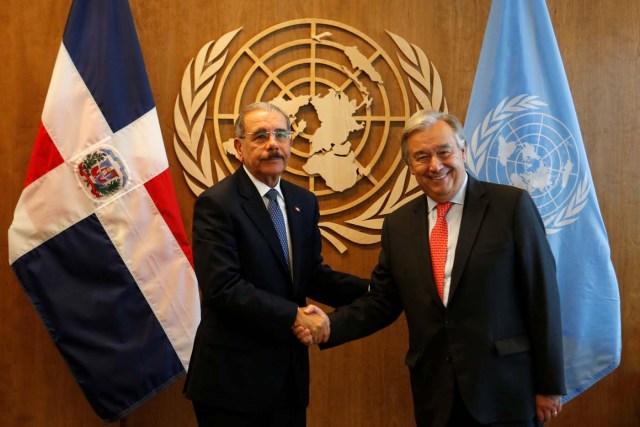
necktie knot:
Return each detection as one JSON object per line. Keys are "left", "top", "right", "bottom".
{"left": 266, "top": 188, "right": 279, "bottom": 202}
{"left": 436, "top": 201, "right": 453, "bottom": 219}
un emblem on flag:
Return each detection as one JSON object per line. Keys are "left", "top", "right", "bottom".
{"left": 174, "top": 19, "right": 449, "bottom": 252}
{"left": 466, "top": 95, "right": 589, "bottom": 234}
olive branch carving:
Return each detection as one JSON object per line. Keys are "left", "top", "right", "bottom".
{"left": 173, "top": 28, "right": 242, "bottom": 196}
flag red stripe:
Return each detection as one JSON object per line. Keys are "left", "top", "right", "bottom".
{"left": 144, "top": 169, "right": 194, "bottom": 266}
{"left": 24, "top": 122, "right": 65, "bottom": 188}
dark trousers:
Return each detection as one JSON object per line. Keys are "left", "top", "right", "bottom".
{"left": 193, "top": 400, "right": 306, "bottom": 427}
{"left": 192, "top": 365, "right": 306, "bottom": 427}
{"left": 446, "top": 381, "right": 542, "bottom": 427}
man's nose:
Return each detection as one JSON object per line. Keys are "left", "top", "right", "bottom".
{"left": 265, "top": 140, "right": 279, "bottom": 150}
{"left": 427, "top": 156, "right": 443, "bottom": 170}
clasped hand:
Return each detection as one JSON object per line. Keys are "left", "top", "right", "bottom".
{"left": 292, "top": 305, "right": 329, "bottom": 346}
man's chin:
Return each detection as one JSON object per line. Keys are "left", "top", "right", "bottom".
{"left": 424, "top": 187, "right": 452, "bottom": 202}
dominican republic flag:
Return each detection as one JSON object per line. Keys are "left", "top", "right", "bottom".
{"left": 8, "top": 0, "right": 200, "bottom": 422}
{"left": 463, "top": 0, "right": 621, "bottom": 401}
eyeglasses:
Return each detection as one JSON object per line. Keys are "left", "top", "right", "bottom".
{"left": 241, "top": 130, "right": 293, "bottom": 143}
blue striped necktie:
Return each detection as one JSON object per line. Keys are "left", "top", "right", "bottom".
{"left": 265, "top": 189, "right": 290, "bottom": 268}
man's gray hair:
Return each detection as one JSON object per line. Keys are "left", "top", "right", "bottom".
{"left": 234, "top": 102, "right": 291, "bottom": 138}
{"left": 400, "top": 110, "right": 466, "bottom": 164}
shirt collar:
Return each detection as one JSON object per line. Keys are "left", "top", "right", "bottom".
{"left": 243, "top": 166, "right": 283, "bottom": 198}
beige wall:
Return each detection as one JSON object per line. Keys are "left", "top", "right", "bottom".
{"left": 1, "top": 0, "right": 638, "bottom": 425}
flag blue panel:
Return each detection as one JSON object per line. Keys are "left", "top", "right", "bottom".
{"left": 12, "top": 214, "right": 183, "bottom": 421}
{"left": 464, "top": 0, "right": 620, "bottom": 401}
{"left": 63, "top": 0, "right": 154, "bottom": 132}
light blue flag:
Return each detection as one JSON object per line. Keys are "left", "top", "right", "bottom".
{"left": 464, "top": 0, "right": 620, "bottom": 401}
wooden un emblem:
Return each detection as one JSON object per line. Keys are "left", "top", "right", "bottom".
{"left": 174, "top": 19, "right": 448, "bottom": 252}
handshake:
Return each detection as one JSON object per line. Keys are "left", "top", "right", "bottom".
{"left": 292, "top": 305, "right": 330, "bottom": 346}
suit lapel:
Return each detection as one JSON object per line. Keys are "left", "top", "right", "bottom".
{"left": 236, "top": 168, "right": 290, "bottom": 275}
{"left": 281, "top": 181, "right": 304, "bottom": 288}
{"left": 449, "top": 176, "right": 488, "bottom": 300}
{"left": 410, "top": 197, "right": 443, "bottom": 306}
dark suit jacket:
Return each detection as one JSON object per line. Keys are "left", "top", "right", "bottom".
{"left": 324, "top": 175, "right": 565, "bottom": 426}
{"left": 183, "top": 167, "right": 367, "bottom": 413}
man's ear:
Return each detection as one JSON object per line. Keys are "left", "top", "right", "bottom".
{"left": 408, "top": 161, "right": 417, "bottom": 176}
{"left": 234, "top": 138, "right": 244, "bottom": 163}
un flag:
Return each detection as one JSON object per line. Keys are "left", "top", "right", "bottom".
{"left": 464, "top": 0, "right": 621, "bottom": 401}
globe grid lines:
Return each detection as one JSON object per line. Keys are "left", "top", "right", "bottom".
{"left": 211, "top": 19, "right": 411, "bottom": 215}
{"left": 483, "top": 112, "right": 581, "bottom": 220}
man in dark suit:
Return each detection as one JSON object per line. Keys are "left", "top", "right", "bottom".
{"left": 184, "top": 102, "right": 368, "bottom": 427}
{"left": 305, "top": 110, "right": 565, "bottom": 426}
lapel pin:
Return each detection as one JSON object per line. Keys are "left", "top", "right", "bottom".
{"left": 294, "top": 206, "right": 300, "bottom": 212}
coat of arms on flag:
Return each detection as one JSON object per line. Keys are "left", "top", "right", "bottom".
{"left": 78, "top": 147, "right": 129, "bottom": 199}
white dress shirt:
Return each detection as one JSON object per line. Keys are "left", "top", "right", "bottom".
{"left": 426, "top": 173, "right": 468, "bottom": 306}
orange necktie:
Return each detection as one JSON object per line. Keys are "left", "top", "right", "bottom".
{"left": 430, "top": 202, "right": 453, "bottom": 300}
